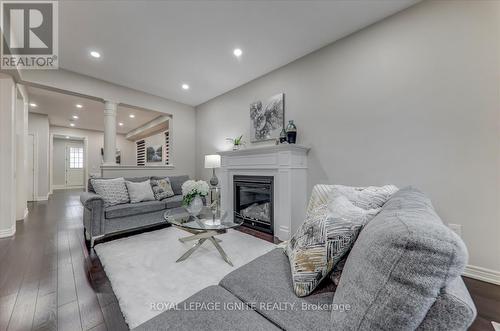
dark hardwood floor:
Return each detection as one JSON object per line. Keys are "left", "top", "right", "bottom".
{"left": 0, "top": 189, "right": 127, "bottom": 331}
{"left": 0, "top": 189, "right": 498, "bottom": 331}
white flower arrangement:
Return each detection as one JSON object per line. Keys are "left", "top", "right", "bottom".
{"left": 181, "top": 180, "right": 210, "bottom": 206}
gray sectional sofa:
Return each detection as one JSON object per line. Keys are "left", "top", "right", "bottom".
{"left": 133, "top": 187, "right": 476, "bottom": 331}
{"left": 80, "top": 175, "right": 189, "bottom": 247}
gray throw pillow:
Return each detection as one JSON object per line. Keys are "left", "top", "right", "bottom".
{"left": 125, "top": 180, "right": 156, "bottom": 203}
{"left": 91, "top": 177, "right": 130, "bottom": 207}
{"left": 285, "top": 194, "right": 380, "bottom": 297}
{"left": 150, "top": 178, "right": 175, "bottom": 200}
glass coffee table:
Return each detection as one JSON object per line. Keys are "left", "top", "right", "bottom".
{"left": 163, "top": 207, "right": 243, "bottom": 266}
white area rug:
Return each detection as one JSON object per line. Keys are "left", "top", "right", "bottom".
{"left": 94, "top": 227, "right": 276, "bottom": 328}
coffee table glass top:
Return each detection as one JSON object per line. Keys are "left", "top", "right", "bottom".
{"left": 164, "top": 207, "right": 243, "bottom": 231}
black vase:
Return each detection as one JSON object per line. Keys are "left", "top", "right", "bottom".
{"left": 286, "top": 120, "right": 297, "bottom": 144}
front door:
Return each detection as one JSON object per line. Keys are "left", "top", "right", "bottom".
{"left": 65, "top": 143, "right": 84, "bottom": 187}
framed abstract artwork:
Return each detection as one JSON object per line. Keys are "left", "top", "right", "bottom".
{"left": 249, "top": 93, "right": 284, "bottom": 142}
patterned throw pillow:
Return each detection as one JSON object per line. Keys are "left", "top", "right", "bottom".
{"left": 285, "top": 194, "right": 380, "bottom": 297}
{"left": 150, "top": 178, "right": 175, "bottom": 200}
{"left": 91, "top": 177, "right": 129, "bottom": 207}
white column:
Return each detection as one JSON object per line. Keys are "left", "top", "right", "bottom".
{"left": 0, "top": 75, "right": 17, "bottom": 237}
{"left": 103, "top": 101, "right": 117, "bottom": 165}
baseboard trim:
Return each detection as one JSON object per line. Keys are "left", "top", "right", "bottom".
{"left": 35, "top": 195, "right": 49, "bottom": 201}
{"left": 0, "top": 225, "right": 16, "bottom": 238}
{"left": 463, "top": 265, "right": 500, "bottom": 285}
{"left": 53, "top": 185, "right": 84, "bottom": 190}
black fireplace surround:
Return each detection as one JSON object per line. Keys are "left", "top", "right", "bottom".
{"left": 233, "top": 175, "right": 274, "bottom": 235}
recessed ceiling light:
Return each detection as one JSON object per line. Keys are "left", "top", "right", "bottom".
{"left": 72, "top": 115, "right": 79, "bottom": 119}
{"left": 65, "top": 136, "right": 70, "bottom": 139}
{"left": 90, "top": 51, "right": 101, "bottom": 58}
{"left": 70, "top": 123, "right": 75, "bottom": 127}
{"left": 129, "top": 114, "right": 135, "bottom": 118}
{"left": 30, "top": 103, "right": 37, "bottom": 107}
{"left": 233, "top": 48, "right": 243, "bottom": 57}
{"left": 118, "top": 122, "right": 124, "bottom": 126}
{"left": 182, "top": 83, "right": 189, "bottom": 90}
{"left": 76, "top": 104, "right": 83, "bottom": 108}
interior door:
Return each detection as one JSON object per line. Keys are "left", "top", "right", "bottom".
{"left": 65, "top": 143, "right": 84, "bottom": 187}
{"left": 26, "top": 134, "right": 34, "bottom": 201}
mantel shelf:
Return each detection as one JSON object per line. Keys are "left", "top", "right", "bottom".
{"left": 217, "top": 144, "right": 310, "bottom": 156}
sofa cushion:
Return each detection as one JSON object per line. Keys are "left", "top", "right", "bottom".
{"left": 330, "top": 186, "right": 469, "bottom": 330}
{"left": 329, "top": 184, "right": 398, "bottom": 210}
{"left": 285, "top": 194, "right": 380, "bottom": 297}
{"left": 105, "top": 209, "right": 167, "bottom": 234}
{"left": 125, "top": 180, "right": 156, "bottom": 203}
{"left": 220, "top": 248, "right": 333, "bottom": 331}
{"left": 151, "top": 177, "right": 175, "bottom": 200}
{"left": 88, "top": 176, "right": 149, "bottom": 193}
{"left": 91, "top": 177, "right": 130, "bottom": 207}
{"left": 163, "top": 195, "right": 183, "bottom": 209}
{"left": 132, "top": 285, "right": 280, "bottom": 331}
{"left": 105, "top": 200, "right": 166, "bottom": 219}
{"left": 167, "top": 175, "right": 189, "bottom": 195}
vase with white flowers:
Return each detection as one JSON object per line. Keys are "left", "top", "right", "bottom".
{"left": 181, "top": 180, "right": 210, "bottom": 216}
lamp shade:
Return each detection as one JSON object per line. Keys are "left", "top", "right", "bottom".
{"left": 204, "top": 154, "right": 221, "bottom": 168}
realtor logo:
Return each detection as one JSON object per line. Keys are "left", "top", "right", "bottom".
{"left": 1, "top": 0, "right": 58, "bottom": 69}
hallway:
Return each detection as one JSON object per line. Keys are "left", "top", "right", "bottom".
{"left": 0, "top": 189, "right": 127, "bottom": 331}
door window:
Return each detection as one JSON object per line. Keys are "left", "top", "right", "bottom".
{"left": 69, "top": 147, "right": 84, "bottom": 169}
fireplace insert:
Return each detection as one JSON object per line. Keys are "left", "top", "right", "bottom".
{"left": 233, "top": 175, "right": 274, "bottom": 235}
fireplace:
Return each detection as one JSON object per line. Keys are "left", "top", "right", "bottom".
{"left": 233, "top": 175, "right": 274, "bottom": 235}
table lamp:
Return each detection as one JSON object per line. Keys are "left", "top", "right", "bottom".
{"left": 205, "top": 154, "right": 221, "bottom": 187}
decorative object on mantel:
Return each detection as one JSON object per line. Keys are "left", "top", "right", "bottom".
{"left": 205, "top": 155, "right": 221, "bottom": 187}
{"left": 250, "top": 93, "right": 284, "bottom": 142}
{"left": 226, "top": 135, "right": 246, "bottom": 150}
{"left": 181, "top": 180, "right": 209, "bottom": 216}
{"left": 286, "top": 120, "right": 297, "bottom": 144}
{"left": 279, "top": 128, "right": 288, "bottom": 144}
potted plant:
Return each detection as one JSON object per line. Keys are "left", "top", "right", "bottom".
{"left": 181, "top": 180, "right": 210, "bottom": 216}
{"left": 226, "top": 135, "right": 246, "bottom": 150}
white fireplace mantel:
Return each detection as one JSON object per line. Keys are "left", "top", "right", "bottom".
{"left": 218, "top": 144, "right": 309, "bottom": 241}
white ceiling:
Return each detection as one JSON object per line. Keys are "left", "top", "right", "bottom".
{"left": 58, "top": 0, "right": 419, "bottom": 106}
{"left": 26, "top": 86, "right": 164, "bottom": 134}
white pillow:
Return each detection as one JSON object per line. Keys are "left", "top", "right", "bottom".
{"left": 329, "top": 185, "right": 398, "bottom": 210}
{"left": 125, "top": 180, "right": 155, "bottom": 203}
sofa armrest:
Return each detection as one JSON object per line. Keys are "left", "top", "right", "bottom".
{"left": 80, "top": 192, "right": 105, "bottom": 237}
{"left": 80, "top": 192, "right": 103, "bottom": 209}
{"left": 417, "top": 277, "right": 477, "bottom": 330}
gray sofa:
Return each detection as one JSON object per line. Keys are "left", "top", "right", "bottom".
{"left": 80, "top": 175, "right": 189, "bottom": 247}
{"left": 133, "top": 187, "right": 476, "bottom": 331}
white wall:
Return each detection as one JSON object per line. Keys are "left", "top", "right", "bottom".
{"left": 195, "top": 0, "right": 500, "bottom": 272}
{"left": 28, "top": 113, "right": 50, "bottom": 200}
{"left": 15, "top": 89, "right": 28, "bottom": 220}
{"left": 20, "top": 69, "right": 196, "bottom": 178}
{"left": 0, "top": 75, "right": 17, "bottom": 237}
{"left": 50, "top": 126, "right": 136, "bottom": 177}
{"left": 52, "top": 138, "right": 67, "bottom": 186}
